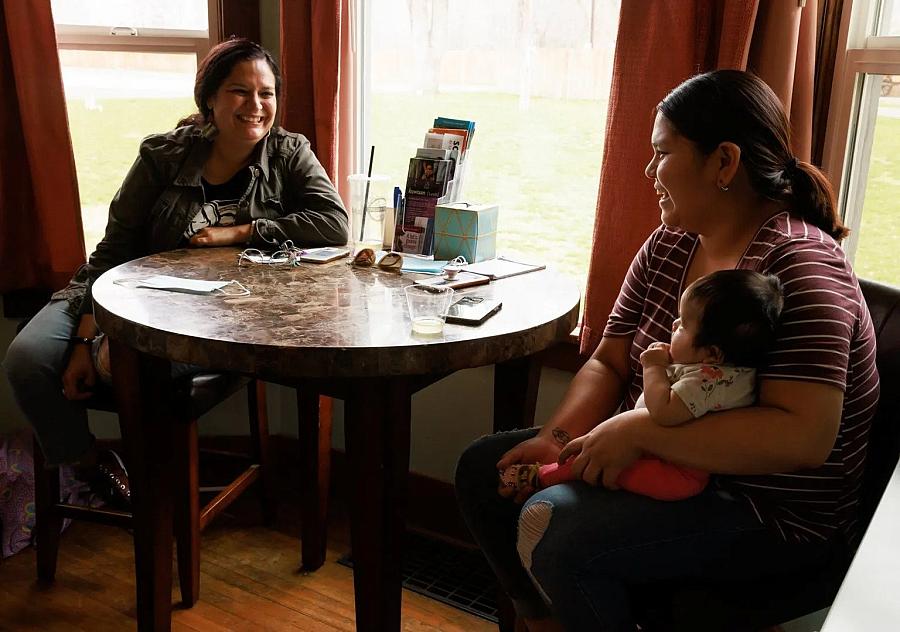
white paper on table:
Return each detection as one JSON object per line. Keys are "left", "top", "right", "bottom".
{"left": 135, "top": 275, "right": 232, "bottom": 294}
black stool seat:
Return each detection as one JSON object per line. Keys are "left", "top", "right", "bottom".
{"left": 86, "top": 372, "right": 251, "bottom": 420}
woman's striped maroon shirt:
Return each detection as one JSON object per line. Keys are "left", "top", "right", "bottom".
{"left": 604, "top": 212, "right": 880, "bottom": 544}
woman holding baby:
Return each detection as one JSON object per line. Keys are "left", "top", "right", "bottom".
{"left": 455, "top": 70, "right": 880, "bottom": 631}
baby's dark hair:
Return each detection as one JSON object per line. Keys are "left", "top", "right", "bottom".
{"left": 684, "top": 269, "right": 784, "bottom": 367}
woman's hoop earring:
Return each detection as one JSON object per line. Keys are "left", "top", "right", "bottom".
{"left": 718, "top": 184, "right": 729, "bottom": 192}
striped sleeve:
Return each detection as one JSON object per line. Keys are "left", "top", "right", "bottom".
{"left": 604, "top": 230, "right": 660, "bottom": 337}
{"left": 759, "top": 243, "right": 858, "bottom": 390}
{"left": 720, "top": 215, "right": 881, "bottom": 544}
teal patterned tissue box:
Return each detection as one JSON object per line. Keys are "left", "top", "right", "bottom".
{"left": 433, "top": 203, "right": 499, "bottom": 263}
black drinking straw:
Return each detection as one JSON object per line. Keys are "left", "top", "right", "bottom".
{"left": 359, "top": 145, "right": 375, "bottom": 242}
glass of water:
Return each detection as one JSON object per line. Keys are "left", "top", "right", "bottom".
{"left": 404, "top": 285, "right": 455, "bottom": 335}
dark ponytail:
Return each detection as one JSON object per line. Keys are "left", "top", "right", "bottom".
{"left": 177, "top": 112, "right": 206, "bottom": 128}
{"left": 790, "top": 160, "right": 848, "bottom": 240}
{"left": 658, "top": 70, "right": 849, "bottom": 241}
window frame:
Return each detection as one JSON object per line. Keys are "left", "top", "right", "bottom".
{"left": 52, "top": 0, "right": 219, "bottom": 257}
{"left": 53, "top": 0, "right": 217, "bottom": 65}
{"left": 822, "top": 0, "right": 900, "bottom": 261}
{"left": 351, "top": 0, "right": 370, "bottom": 177}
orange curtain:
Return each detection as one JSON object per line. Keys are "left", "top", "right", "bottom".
{"left": 0, "top": 1, "right": 85, "bottom": 293}
{"left": 749, "top": 0, "right": 817, "bottom": 161}
{"left": 279, "top": 0, "right": 354, "bottom": 202}
{"left": 580, "top": 0, "right": 817, "bottom": 354}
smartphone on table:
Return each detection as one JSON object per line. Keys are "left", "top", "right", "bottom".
{"left": 445, "top": 296, "right": 502, "bottom": 325}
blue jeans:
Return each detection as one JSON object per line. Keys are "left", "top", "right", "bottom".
{"left": 4, "top": 300, "right": 96, "bottom": 465}
{"left": 3, "top": 300, "right": 198, "bottom": 466}
{"left": 455, "top": 428, "right": 833, "bottom": 631}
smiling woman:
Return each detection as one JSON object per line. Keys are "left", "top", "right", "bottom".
{"left": 175, "top": 41, "right": 286, "bottom": 247}
{"left": 202, "top": 58, "right": 278, "bottom": 169}
{"left": 645, "top": 113, "right": 722, "bottom": 232}
{"left": 455, "top": 70, "right": 879, "bottom": 631}
{"left": 3, "top": 38, "right": 348, "bottom": 498}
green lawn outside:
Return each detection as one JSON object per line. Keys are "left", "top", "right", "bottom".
{"left": 371, "top": 92, "right": 607, "bottom": 292}
{"left": 853, "top": 115, "right": 900, "bottom": 287}
{"left": 68, "top": 95, "right": 899, "bottom": 290}
{"left": 67, "top": 97, "right": 196, "bottom": 253}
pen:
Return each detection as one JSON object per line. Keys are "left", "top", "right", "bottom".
{"left": 498, "top": 255, "right": 534, "bottom": 267}
{"left": 393, "top": 186, "right": 404, "bottom": 233}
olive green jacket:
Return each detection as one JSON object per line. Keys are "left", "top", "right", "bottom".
{"left": 53, "top": 125, "right": 349, "bottom": 315}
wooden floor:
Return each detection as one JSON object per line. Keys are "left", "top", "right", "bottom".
{"left": 0, "top": 503, "right": 497, "bottom": 632}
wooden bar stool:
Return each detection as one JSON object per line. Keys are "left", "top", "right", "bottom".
{"left": 32, "top": 374, "right": 271, "bottom": 607}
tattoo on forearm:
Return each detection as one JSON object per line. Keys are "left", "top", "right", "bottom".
{"left": 551, "top": 428, "right": 571, "bottom": 447}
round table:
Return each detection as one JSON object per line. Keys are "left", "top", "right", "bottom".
{"left": 92, "top": 246, "right": 580, "bottom": 632}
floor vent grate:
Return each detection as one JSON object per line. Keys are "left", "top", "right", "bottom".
{"left": 337, "top": 531, "right": 498, "bottom": 623}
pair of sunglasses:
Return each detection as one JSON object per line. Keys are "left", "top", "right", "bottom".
{"left": 351, "top": 249, "right": 403, "bottom": 272}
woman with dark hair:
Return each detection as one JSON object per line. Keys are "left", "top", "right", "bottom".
{"left": 3, "top": 38, "right": 348, "bottom": 502}
{"left": 455, "top": 70, "right": 879, "bottom": 631}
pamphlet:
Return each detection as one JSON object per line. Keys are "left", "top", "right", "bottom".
{"left": 395, "top": 116, "right": 477, "bottom": 255}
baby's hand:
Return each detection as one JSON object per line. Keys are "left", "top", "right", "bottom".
{"left": 640, "top": 342, "right": 671, "bottom": 368}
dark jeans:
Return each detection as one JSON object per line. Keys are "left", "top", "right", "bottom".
{"left": 455, "top": 428, "right": 833, "bottom": 631}
{"left": 3, "top": 300, "right": 198, "bottom": 466}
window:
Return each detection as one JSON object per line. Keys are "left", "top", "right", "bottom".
{"left": 823, "top": 0, "right": 900, "bottom": 286}
{"left": 362, "top": 0, "right": 620, "bottom": 294}
{"left": 51, "top": 0, "right": 212, "bottom": 254}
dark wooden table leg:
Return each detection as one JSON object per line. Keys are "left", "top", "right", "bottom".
{"left": 494, "top": 354, "right": 542, "bottom": 433}
{"left": 248, "top": 380, "right": 275, "bottom": 526}
{"left": 173, "top": 417, "right": 200, "bottom": 607}
{"left": 297, "top": 386, "right": 331, "bottom": 571}
{"left": 32, "top": 439, "right": 62, "bottom": 583}
{"left": 344, "top": 377, "right": 411, "bottom": 632}
{"left": 494, "top": 354, "right": 542, "bottom": 631}
{"left": 110, "top": 339, "right": 175, "bottom": 632}
{"left": 383, "top": 378, "right": 411, "bottom": 625}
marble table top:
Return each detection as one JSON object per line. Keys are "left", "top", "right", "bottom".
{"left": 92, "top": 247, "right": 581, "bottom": 380}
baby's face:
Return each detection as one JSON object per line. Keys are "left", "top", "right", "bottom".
{"left": 670, "top": 295, "right": 715, "bottom": 365}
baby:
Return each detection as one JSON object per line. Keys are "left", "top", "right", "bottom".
{"left": 500, "top": 269, "right": 784, "bottom": 501}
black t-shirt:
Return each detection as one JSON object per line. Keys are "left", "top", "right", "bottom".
{"left": 201, "top": 168, "right": 250, "bottom": 203}
{"left": 184, "top": 168, "right": 251, "bottom": 239}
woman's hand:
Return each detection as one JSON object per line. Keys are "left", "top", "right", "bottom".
{"left": 558, "top": 410, "right": 644, "bottom": 489}
{"left": 189, "top": 224, "right": 252, "bottom": 247}
{"left": 61, "top": 345, "right": 97, "bottom": 401}
{"left": 497, "top": 434, "right": 563, "bottom": 473}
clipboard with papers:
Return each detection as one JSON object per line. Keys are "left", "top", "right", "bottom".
{"left": 463, "top": 256, "right": 546, "bottom": 280}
